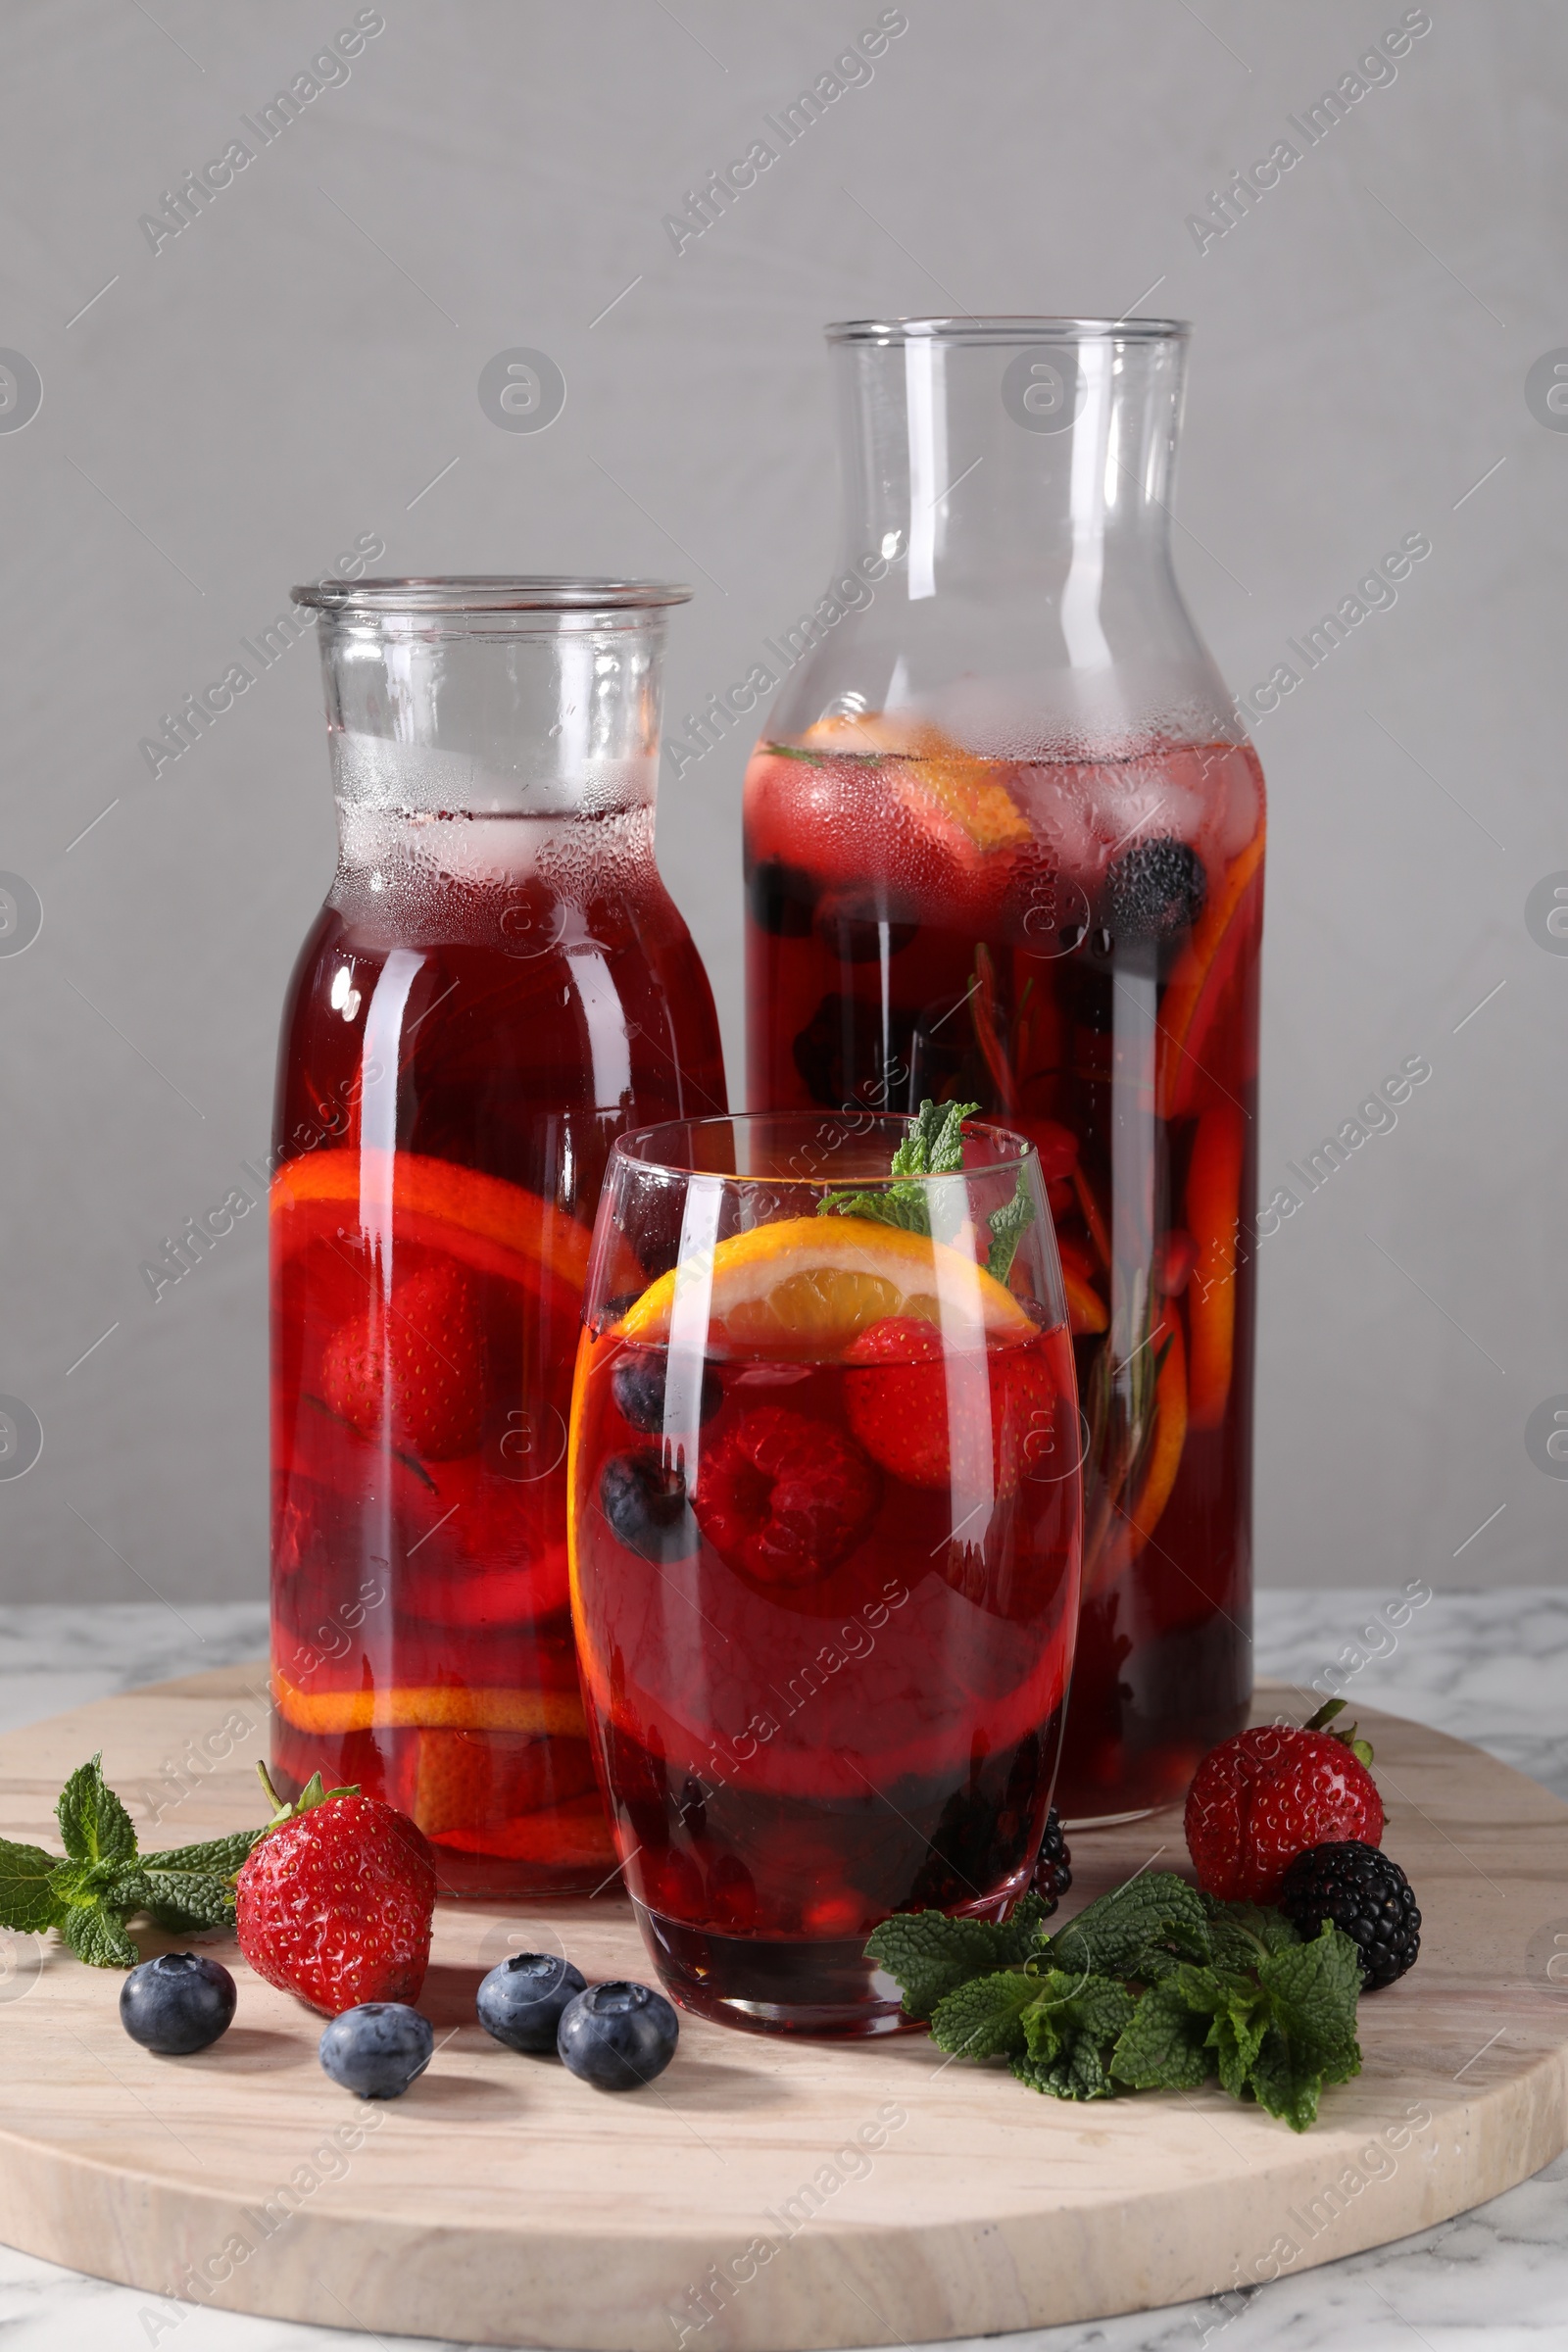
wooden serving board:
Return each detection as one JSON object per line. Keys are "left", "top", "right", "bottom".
{"left": 0, "top": 1670, "right": 1565, "bottom": 2350}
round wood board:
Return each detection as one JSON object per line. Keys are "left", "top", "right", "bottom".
{"left": 0, "top": 1670, "right": 1565, "bottom": 2350}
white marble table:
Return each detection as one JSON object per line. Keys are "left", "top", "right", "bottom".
{"left": 1, "top": 1592, "right": 1564, "bottom": 2352}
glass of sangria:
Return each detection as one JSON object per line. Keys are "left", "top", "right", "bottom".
{"left": 744, "top": 319, "right": 1265, "bottom": 1821}
{"left": 270, "top": 577, "right": 726, "bottom": 1894}
{"left": 568, "top": 1106, "right": 1083, "bottom": 2034}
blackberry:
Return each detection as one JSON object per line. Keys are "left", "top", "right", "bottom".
{"left": 748, "top": 858, "right": 817, "bottom": 939}
{"left": 1278, "top": 1840, "right": 1420, "bottom": 1990}
{"left": 1031, "top": 1806, "right": 1073, "bottom": 1906}
{"left": 1103, "top": 836, "right": 1206, "bottom": 944}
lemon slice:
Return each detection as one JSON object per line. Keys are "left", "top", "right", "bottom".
{"left": 616, "top": 1215, "right": 1033, "bottom": 1352}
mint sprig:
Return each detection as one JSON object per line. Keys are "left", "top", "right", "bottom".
{"left": 866, "top": 1868, "right": 1365, "bottom": 2132}
{"left": 0, "top": 1753, "right": 270, "bottom": 1968}
{"left": 817, "top": 1096, "right": 1036, "bottom": 1280}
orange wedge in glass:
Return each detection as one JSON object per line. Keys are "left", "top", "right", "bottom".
{"left": 616, "top": 1215, "right": 1036, "bottom": 1354}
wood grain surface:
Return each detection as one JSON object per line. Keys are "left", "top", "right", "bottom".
{"left": 0, "top": 1668, "right": 1564, "bottom": 2350}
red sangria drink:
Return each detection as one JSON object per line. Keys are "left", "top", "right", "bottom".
{"left": 742, "top": 319, "right": 1266, "bottom": 1821}
{"left": 747, "top": 727, "right": 1262, "bottom": 1822}
{"left": 568, "top": 1110, "right": 1082, "bottom": 2034}
{"left": 270, "top": 579, "right": 726, "bottom": 1895}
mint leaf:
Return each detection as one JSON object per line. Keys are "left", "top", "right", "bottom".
{"left": 1207, "top": 1980, "right": 1273, "bottom": 2101}
{"left": 142, "top": 1829, "right": 265, "bottom": 1880}
{"left": 819, "top": 1098, "right": 980, "bottom": 1238}
{"left": 1109, "top": 1969, "right": 1222, "bottom": 2093}
{"left": 865, "top": 1891, "right": 1050, "bottom": 2020}
{"left": 1201, "top": 1896, "right": 1301, "bottom": 1972}
{"left": 0, "top": 1838, "right": 66, "bottom": 1935}
{"left": 930, "top": 1970, "right": 1040, "bottom": 2058}
{"left": 48, "top": 1859, "right": 117, "bottom": 1905}
{"left": 1011, "top": 1971, "right": 1136, "bottom": 2101}
{"left": 819, "top": 1185, "right": 932, "bottom": 1236}
{"left": 898, "top": 1100, "right": 972, "bottom": 1180}
{"left": 987, "top": 1178, "right": 1035, "bottom": 1283}
{"left": 1047, "top": 1871, "right": 1211, "bottom": 1981}
{"left": 59, "top": 1903, "right": 138, "bottom": 1970}
{"left": 134, "top": 1873, "right": 236, "bottom": 1933}
{"left": 56, "top": 1755, "right": 137, "bottom": 1871}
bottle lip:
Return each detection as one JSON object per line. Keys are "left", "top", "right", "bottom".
{"left": 825, "top": 315, "right": 1191, "bottom": 345}
{"left": 290, "top": 575, "right": 694, "bottom": 614}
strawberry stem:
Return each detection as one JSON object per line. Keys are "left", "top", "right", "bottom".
{"left": 254, "top": 1758, "right": 360, "bottom": 1835}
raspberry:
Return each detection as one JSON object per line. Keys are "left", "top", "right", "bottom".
{"left": 843, "top": 1316, "right": 1062, "bottom": 1493}
{"left": 692, "top": 1407, "right": 880, "bottom": 1587}
{"left": 1185, "top": 1716, "right": 1384, "bottom": 1905}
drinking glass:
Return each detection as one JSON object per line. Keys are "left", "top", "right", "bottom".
{"left": 568, "top": 1109, "right": 1082, "bottom": 2034}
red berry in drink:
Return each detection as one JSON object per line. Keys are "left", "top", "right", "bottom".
{"left": 1184, "top": 1717, "right": 1384, "bottom": 1905}
{"left": 843, "top": 1316, "right": 1062, "bottom": 1494}
{"left": 320, "top": 1258, "right": 486, "bottom": 1461}
{"left": 236, "top": 1775, "right": 437, "bottom": 2016}
{"left": 692, "top": 1407, "right": 880, "bottom": 1586}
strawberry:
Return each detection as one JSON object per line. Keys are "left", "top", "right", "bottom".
{"left": 843, "top": 1316, "right": 1062, "bottom": 1493}
{"left": 692, "top": 1407, "right": 880, "bottom": 1586}
{"left": 1184, "top": 1701, "right": 1385, "bottom": 1905}
{"left": 235, "top": 1766, "right": 436, "bottom": 2016}
{"left": 320, "top": 1257, "right": 485, "bottom": 1460}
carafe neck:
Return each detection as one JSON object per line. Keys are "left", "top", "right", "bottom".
{"left": 291, "top": 578, "right": 690, "bottom": 820}
{"left": 832, "top": 319, "right": 1186, "bottom": 603}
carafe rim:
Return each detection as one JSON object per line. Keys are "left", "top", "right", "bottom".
{"left": 292, "top": 575, "right": 693, "bottom": 615}
{"left": 825, "top": 315, "right": 1190, "bottom": 346}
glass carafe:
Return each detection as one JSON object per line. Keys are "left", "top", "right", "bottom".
{"left": 270, "top": 577, "right": 727, "bottom": 1892}
{"left": 743, "top": 319, "right": 1264, "bottom": 1821}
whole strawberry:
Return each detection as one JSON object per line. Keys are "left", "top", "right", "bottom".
{"left": 321, "top": 1258, "right": 485, "bottom": 1460}
{"left": 236, "top": 1767, "right": 436, "bottom": 2017}
{"left": 1184, "top": 1700, "right": 1384, "bottom": 1904}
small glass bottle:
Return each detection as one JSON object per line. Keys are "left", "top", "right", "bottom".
{"left": 270, "top": 577, "right": 727, "bottom": 1892}
{"left": 743, "top": 320, "right": 1265, "bottom": 1821}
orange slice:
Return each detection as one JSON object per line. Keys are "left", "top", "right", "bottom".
{"left": 270, "top": 1671, "right": 588, "bottom": 1739}
{"left": 1156, "top": 829, "right": 1265, "bottom": 1118}
{"left": 800, "top": 710, "right": 1030, "bottom": 855}
{"left": 1064, "top": 1264, "right": 1108, "bottom": 1337}
{"left": 271, "top": 1148, "right": 593, "bottom": 1302}
{"left": 1186, "top": 1103, "right": 1246, "bottom": 1430}
{"left": 616, "top": 1215, "right": 1034, "bottom": 1353}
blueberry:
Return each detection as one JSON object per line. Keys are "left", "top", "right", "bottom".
{"left": 1102, "top": 836, "right": 1206, "bottom": 944}
{"left": 318, "top": 2002, "right": 433, "bottom": 2099}
{"left": 612, "top": 1348, "right": 721, "bottom": 1436}
{"left": 600, "top": 1448, "right": 697, "bottom": 1562}
{"left": 120, "top": 1952, "right": 236, "bottom": 2055}
{"left": 476, "top": 1951, "right": 587, "bottom": 2053}
{"left": 557, "top": 1980, "right": 679, "bottom": 2091}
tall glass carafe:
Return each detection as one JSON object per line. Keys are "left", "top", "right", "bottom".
{"left": 744, "top": 321, "right": 1264, "bottom": 1820}
{"left": 270, "top": 577, "right": 726, "bottom": 1892}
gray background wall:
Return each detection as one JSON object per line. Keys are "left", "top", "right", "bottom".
{"left": 0, "top": 0, "right": 1561, "bottom": 1602}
